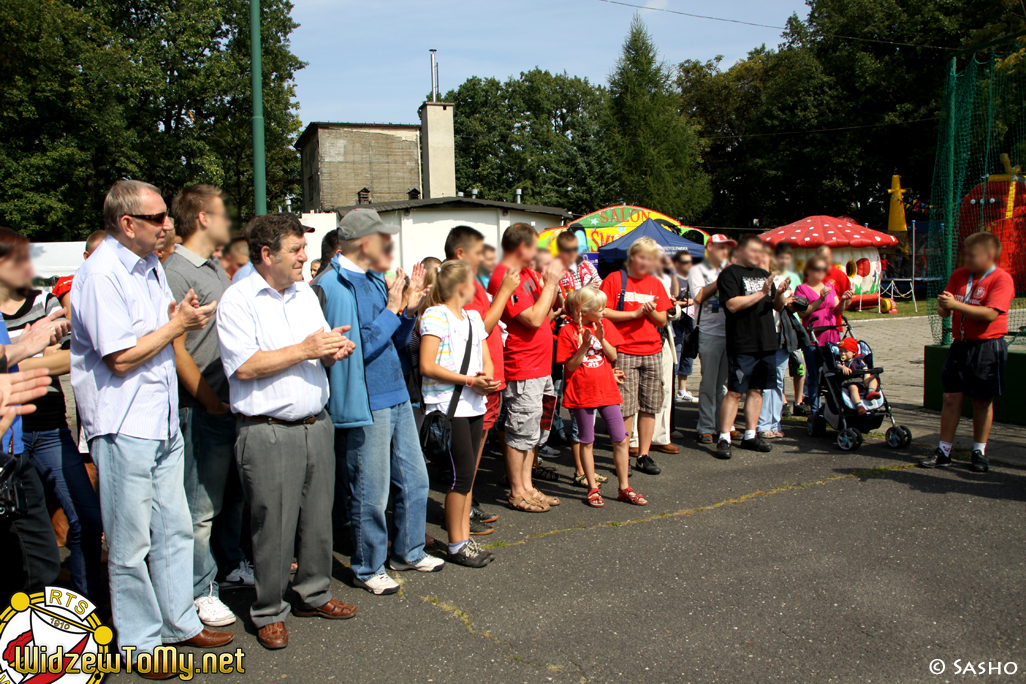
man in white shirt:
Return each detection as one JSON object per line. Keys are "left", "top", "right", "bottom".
{"left": 687, "top": 234, "right": 736, "bottom": 444}
{"left": 71, "top": 180, "right": 233, "bottom": 669}
{"left": 216, "top": 213, "right": 357, "bottom": 651}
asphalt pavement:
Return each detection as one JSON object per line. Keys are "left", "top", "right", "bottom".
{"left": 104, "top": 400, "right": 1026, "bottom": 684}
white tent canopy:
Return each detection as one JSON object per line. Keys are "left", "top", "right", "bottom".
{"left": 30, "top": 242, "right": 87, "bottom": 279}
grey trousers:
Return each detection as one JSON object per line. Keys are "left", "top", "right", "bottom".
{"left": 696, "top": 333, "right": 729, "bottom": 435}
{"left": 235, "top": 410, "right": 334, "bottom": 627}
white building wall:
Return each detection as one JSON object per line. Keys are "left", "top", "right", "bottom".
{"left": 303, "top": 206, "right": 564, "bottom": 277}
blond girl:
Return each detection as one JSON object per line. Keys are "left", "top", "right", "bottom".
{"left": 556, "top": 286, "right": 648, "bottom": 507}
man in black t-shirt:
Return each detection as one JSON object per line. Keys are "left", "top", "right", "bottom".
{"left": 715, "top": 234, "right": 794, "bottom": 459}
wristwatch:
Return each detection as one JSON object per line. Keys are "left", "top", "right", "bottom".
{"left": 0, "top": 345, "right": 7, "bottom": 375}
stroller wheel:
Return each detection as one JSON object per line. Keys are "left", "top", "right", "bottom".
{"left": 885, "top": 426, "right": 905, "bottom": 449}
{"left": 900, "top": 426, "right": 913, "bottom": 447}
{"left": 836, "top": 428, "right": 860, "bottom": 451}
{"left": 855, "top": 431, "right": 864, "bottom": 448}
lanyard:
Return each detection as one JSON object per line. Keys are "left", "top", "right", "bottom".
{"left": 960, "top": 266, "right": 995, "bottom": 340}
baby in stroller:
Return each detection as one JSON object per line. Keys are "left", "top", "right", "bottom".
{"left": 835, "top": 337, "right": 881, "bottom": 416}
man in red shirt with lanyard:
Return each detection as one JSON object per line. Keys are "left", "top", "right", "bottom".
{"left": 921, "top": 232, "right": 1015, "bottom": 473}
{"left": 444, "top": 226, "right": 519, "bottom": 527}
{"left": 488, "top": 223, "right": 565, "bottom": 513}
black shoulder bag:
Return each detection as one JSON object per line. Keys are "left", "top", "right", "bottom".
{"left": 678, "top": 282, "right": 702, "bottom": 360}
{"left": 420, "top": 319, "right": 474, "bottom": 462}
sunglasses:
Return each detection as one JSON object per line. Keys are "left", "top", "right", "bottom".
{"left": 808, "top": 266, "right": 828, "bottom": 273}
{"left": 126, "top": 212, "right": 168, "bottom": 225}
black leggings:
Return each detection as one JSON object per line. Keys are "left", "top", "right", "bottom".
{"left": 448, "top": 415, "right": 483, "bottom": 495}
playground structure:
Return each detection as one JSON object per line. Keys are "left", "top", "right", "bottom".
{"left": 955, "top": 153, "right": 1026, "bottom": 292}
{"left": 538, "top": 205, "right": 709, "bottom": 261}
{"left": 759, "top": 216, "right": 899, "bottom": 310}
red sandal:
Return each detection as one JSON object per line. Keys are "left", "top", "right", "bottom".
{"left": 585, "top": 488, "right": 604, "bottom": 508}
{"left": 617, "top": 487, "right": 648, "bottom": 506}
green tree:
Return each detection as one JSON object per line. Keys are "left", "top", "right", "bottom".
{"left": 446, "top": 69, "right": 613, "bottom": 214}
{"left": 0, "top": 0, "right": 304, "bottom": 240}
{"left": 605, "top": 14, "right": 710, "bottom": 222}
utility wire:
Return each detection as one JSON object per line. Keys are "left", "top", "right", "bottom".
{"left": 596, "top": 0, "right": 958, "bottom": 51}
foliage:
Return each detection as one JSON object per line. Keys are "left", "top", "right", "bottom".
{"left": 679, "top": 0, "right": 1026, "bottom": 229}
{"left": 605, "top": 14, "right": 710, "bottom": 222}
{"left": 0, "top": 0, "right": 304, "bottom": 240}
{"left": 445, "top": 69, "right": 614, "bottom": 215}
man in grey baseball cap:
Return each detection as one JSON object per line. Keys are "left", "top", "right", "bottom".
{"left": 319, "top": 207, "right": 441, "bottom": 596}
{"left": 336, "top": 208, "right": 399, "bottom": 240}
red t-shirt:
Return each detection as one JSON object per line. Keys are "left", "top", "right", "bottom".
{"left": 467, "top": 282, "right": 505, "bottom": 389}
{"left": 488, "top": 264, "right": 553, "bottom": 381}
{"left": 599, "top": 271, "right": 671, "bottom": 356}
{"left": 945, "top": 266, "right": 1015, "bottom": 341}
{"left": 51, "top": 275, "right": 74, "bottom": 300}
{"left": 556, "top": 319, "right": 624, "bottom": 409}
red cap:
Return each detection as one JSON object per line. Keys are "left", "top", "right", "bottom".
{"left": 839, "top": 338, "right": 859, "bottom": 354}
{"left": 709, "top": 234, "right": 737, "bottom": 247}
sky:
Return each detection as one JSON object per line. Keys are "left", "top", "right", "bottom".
{"left": 290, "top": 0, "right": 811, "bottom": 126}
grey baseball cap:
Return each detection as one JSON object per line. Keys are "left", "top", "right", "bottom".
{"left": 336, "top": 208, "right": 399, "bottom": 240}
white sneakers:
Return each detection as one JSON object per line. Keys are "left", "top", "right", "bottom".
{"left": 223, "top": 559, "right": 255, "bottom": 588}
{"left": 194, "top": 591, "right": 236, "bottom": 627}
{"left": 357, "top": 556, "right": 445, "bottom": 595}
{"left": 354, "top": 571, "right": 400, "bottom": 595}
{"left": 389, "top": 555, "right": 445, "bottom": 573}
{"left": 676, "top": 390, "right": 699, "bottom": 403}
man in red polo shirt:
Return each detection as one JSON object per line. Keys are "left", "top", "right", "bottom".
{"left": 444, "top": 225, "right": 519, "bottom": 528}
{"left": 488, "top": 223, "right": 565, "bottom": 513}
{"left": 921, "top": 232, "right": 1015, "bottom": 473}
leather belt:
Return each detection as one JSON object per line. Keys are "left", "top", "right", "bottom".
{"left": 234, "top": 413, "right": 318, "bottom": 426}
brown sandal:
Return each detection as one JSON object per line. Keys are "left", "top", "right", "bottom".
{"left": 529, "top": 489, "right": 560, "bottom": 507}
{"left": 509, "top": 494, "right": 549, "bottom": 512}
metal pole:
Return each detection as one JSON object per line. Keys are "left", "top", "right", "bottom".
{"left": 250, "top": 0, "right": 267, "bottom": 216}
{"left": 941, "top": 56, "right": 957, "bottom": 345}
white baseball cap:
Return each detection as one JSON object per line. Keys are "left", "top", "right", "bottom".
{"left": 709, "top": 233, "right": 737, "bottom": 247}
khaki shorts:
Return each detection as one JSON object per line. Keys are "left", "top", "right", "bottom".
{"left": 502, "top": 376, "right": 555, "bottom": 451}
{"left": 618, "top": 351, "right": 663, "bottom": 417}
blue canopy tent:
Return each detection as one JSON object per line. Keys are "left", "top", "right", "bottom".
{"left": 596, "top": 218, "right": 706, "bottom": 260}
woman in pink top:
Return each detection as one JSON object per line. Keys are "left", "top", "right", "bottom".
{"left": 795, "top": 255, "right": 852, "bottom": 410}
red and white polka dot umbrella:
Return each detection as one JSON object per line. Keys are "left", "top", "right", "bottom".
{"left": 759, "top": 216, "right": 898, "bottom": 248}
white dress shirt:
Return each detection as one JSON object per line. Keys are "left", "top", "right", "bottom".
{"left": 70, "top": 236, "right": 178, "bottom": 441}
{"left": 217, "top": 267, "right": 331, "bottom": 420}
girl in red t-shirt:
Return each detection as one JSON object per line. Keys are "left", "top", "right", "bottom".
{"left": 557, "top": 287, "right": 648, "bottom": 508}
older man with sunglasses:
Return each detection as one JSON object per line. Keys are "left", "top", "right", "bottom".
{"left": 71, "top": 180, "right": 233, "bottom": 677}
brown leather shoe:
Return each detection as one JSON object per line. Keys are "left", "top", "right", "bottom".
{"left": 139, "top": 666, "right": 176, "bottom": 680}
{"left": 650, "top": 443, "right": 680, "bottom": 454}
{"left": 257, "top": 622, "right": 288, "bottom": 650}
{"left": 175, "top": 628, "right": 235, "bottom": 649}
{"left": 293, "top": 598, "right": 357, "bottom": 620}
{"left": 628, "top": 447, "right": 639, "bottom": 457}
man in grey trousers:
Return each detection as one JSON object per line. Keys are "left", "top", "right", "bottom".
{"left": 216, "top": 213, "right": 357, "bottom": 650}
{"left": 687, "top": 235, "right": 735, "bottom": 444}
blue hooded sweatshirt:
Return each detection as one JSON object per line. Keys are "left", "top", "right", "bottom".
{"left": 318, "top": 255, "right": 416, "bottom": 428}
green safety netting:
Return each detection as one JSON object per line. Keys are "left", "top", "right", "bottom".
{"left": 928, "top": 48, "right": 1026, "bottom": 344}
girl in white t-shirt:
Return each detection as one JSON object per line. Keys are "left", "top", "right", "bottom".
{"left": 419, "top": 261, "right": 500, "bottom": 568}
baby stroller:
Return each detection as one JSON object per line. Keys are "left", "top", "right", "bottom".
{"left": 806, "top": 317, "right": 912, "bottom": 451}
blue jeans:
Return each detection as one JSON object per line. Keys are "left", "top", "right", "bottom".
{"left": 345, "top": 401, "right": 429, "bottom": 582}
{"left": 23, "top": 428, "right": 105, "bottom": 601}
{"left": 551, "top": 378, "right": 579, "bottom": 443}
{"left": 180, "top": 407, "right": 243, "bottom": 599}
{"left": 92, "top": 431, "right": 203, "bottom": 656}
{"left": 332, "top": 428, "right": 350, "bottom": 529}
{"left": 757, "top": 349, "right": 790, "bottom": 432}
{"left": 803, "top": 345, "right": 821, "bottom": 411}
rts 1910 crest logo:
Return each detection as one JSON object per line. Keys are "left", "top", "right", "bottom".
{"left": 0, "top": 587, "right": 113, "bottom": 684}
